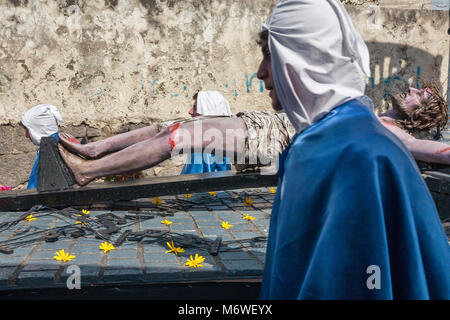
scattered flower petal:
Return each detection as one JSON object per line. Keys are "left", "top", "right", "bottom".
{"left": 54, "top": 249, "right": 75, "bottom": 262}
{"left": 152, "top": 197, "right": 163, "bottom": 205}
{"left": 208, "top": 191, "right": 217, "bottom": 197}
{"left": 161, "top": 219, "right": 172, "bottom": 225}
{"left": 185, "top": 194, "right": 192, "bottom": 198}
{"left": 99, "top": 242, "right": 115, "bottom": 253}
{"left": 243, "top": 214, "right": 255, "bottom": 221}
{"left": 185, "top": 254, "right": 205, "bottom": 268}
{"left": 221, "top": 221, "right": 233, "bottom": 229}
{"left": 25, "top": 214, "right": 36, "bottom": 222}
{"left": 269, "top": 187, "right": 276, "bottom": 194}
{"left": 165, "top": 240, "right": 185, "bottom": 255}
{"left": 243, "top": 197, "right": 253, "bottom": 206}
{"left": 77, "top": 209, "right": 90, "bottom": 222}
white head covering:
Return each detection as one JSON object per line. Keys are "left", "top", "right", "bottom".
{"left": 21, "top": 104, "right": 64, "bottom": 146}
{"left": 263, "top": 0, "right": 371, "bottom": 133}
{"left": 196, "top": 91, "right": 232, "bottom": 116}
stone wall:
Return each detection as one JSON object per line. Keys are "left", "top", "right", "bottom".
{"left": 0, "top": 0, "right": 448, "bottom": 187}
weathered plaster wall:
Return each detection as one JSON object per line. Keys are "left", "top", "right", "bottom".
{"left": 347, "top": 4, "right": 448, "bottom": 113}
{"left": 0, "top": 0, "right": 275, "bottom": 125}
{"left": 0, "top": 0, "right": 448, "bottom": 187}
{"left": 0, "top": 0, "right": 277, "bottom": 187}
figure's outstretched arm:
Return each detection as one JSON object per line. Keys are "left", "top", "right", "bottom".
{"left": 379, "top": 118, "right": 450, "bottom": 165}
{"left": 58, "top": 117, "right": 247, "bottom": 186}
{"left": 59, "top": 124, "right": 161, "bottom": 159}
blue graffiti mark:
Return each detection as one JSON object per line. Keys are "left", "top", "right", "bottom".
{"left": 259, "top": 80, "right": 264, "bottom": 93}
{"left": 416, "top": 66, "right": 421, "bottom": 88}
{"left": 141, "top": 84, "right": 144, "bottom": 89}
{"left": 234, "top": 89, "right": 238, "bottom": 96}
{"left": 150, "top": 80, "right": 157, "bottom": 94}
{"left": 381, "top": 75, "right": 410, "bottom": 99}
{"left": 183, "top": 86, "right": 187, "bottom": 91}
{"left": 245, "top": 73, "right": 258, "bottom": 93}
{"left": 93, "top": 88, "right": 103, "bottom": 97}
{"left": 224, "top": 83, "right": 229, "bottom": 88}
{"left": 172, "top": 93, "right": 179, "bottom": 97}
{"left": 382, "top": 76, "right": 392, "bottom": 99}
{"left": 368, "top": 66, "right": 421, "bottom": 99}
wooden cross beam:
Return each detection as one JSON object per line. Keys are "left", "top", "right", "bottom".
{"left": 0, "top": 170, "right": 278, "bottom": 211}
{"left": 0, "top": 136, "right": 280, "bottom": 211}
{"left": 0, "top": 137, "right": 448, "bottom": 220}
{"left": 0, "top": 170, "right": 279, "bottom": 211}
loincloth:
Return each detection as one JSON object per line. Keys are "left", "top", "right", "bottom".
{"left": 157, "top": 112, "right": 296, "bottom": 170}
{"left": 235, "top": 111, "right": 296, "bottom": 170}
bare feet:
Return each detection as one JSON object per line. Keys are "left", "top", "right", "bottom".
{"left": 58, "top": 132, "right": 100, "bottom": 159}
{"left": 58, "top": 144, "right": 94, "bottom": 186}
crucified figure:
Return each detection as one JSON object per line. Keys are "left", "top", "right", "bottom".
{"left": 57, "top": 86, "right": 449, "bottom": 187}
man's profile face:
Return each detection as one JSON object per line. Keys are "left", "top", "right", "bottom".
{"left": 257, "top": 37, "right": 283, "bottom": 111}
{"left": 391, "top": 87, "right": 433, "bottom": 116}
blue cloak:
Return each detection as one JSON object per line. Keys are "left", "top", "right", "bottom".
{"left": 27, "top": 133, "right": 59, "bottom": 189}
{"left": 260, "top": 100, "right": 450, "bottom": 299}
{"left": 180, "top": 153, "right": 231, "bottom": 175}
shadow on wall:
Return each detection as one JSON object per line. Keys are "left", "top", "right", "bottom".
{"left": 364, "top": 41, "right": 444, "bottom": 114}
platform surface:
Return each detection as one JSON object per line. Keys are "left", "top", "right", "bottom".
{"left": 0, "top": 187, "right": 275, "bottom": 299}
{"left": 0, "top": 185, "right": 448, "bottom": 300}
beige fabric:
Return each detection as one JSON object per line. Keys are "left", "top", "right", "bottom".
{"left": 236, "top": 111, "right": 296, "bottom": 170}
{"left": 157, "top": 112, "right": 296, "bottom": 170}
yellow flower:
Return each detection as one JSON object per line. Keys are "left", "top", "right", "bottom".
{"left": 242, "top": 214, "right": 255, "bottom": 221}
{"left": 54, "top": 249, "right": 75, "bottom": 262}
{"left": 221, "top": 221, "right": 233, "bottom": 230}
{"left": 243, "top": 197, "right": 253, "bottom": 206}
{"left": 76, "top": 209, "right": 90, "bottom": 224}
{"left": 165, "top": 240, "right": 185, "bottom": 255}
{"left": 152, "top": 197, "right": 163, "bottom": 205}
{"left": 185, "top": 194, "right": 192, "bottom": 198}
{"left": 208, "top": 191, "right": 217, "bottom": 196}
{"left": 99, "top": 242, "right": 115, "bottom": 253}
{"left": 25, "top": 214, "right": 36, "bottom": 222}
{"left": 269, "top": 187, "right": 276, "bottom": 194}
{"left": 161, "top": 219, "right": 172, "bottom": 226}
{"left": 185, "top": 254, "right": 205, "bottom": 268}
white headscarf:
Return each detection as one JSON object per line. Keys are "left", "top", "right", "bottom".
{"left": 263, "top": 0, "right": 371, "bottom": 133}
{"left": 196, "top": 91, "right": 232, "bottom": 116}
{"left": 21, "top": 104, "right": 64, "bottom": 146}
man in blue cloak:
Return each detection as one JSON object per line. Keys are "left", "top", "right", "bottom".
{"left": 257, "top": 0, "right": 449, "bottom": 299}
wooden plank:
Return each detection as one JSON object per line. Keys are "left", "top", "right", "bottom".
{"left": 0, "top": 170, "right": 278, "bottom": 211}
{"left": 422, "top": 170, "right": 450, "bottom": 220}
{"left": 37, "top": 137, "right": 76, "bottom": 192}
